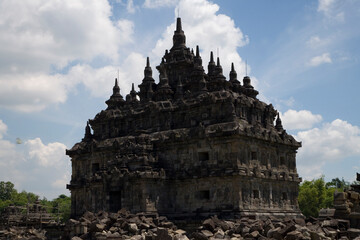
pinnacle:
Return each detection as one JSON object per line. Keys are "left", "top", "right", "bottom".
{"left": 176, "top": 17, "right": 182, "bottom": 32}
{"left": 210, "top": 51, "right": 214, "bottom": 63}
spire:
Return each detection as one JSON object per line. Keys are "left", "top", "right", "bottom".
{"left": 229, "top": 62, "right": 238, "bottom": 83}
{"left": 144, "top": 57, "right": 152, "bottom": 78}
{"left": 215, "top": 57, "right": 224, "bottom": 76}
{"left": 84, "top": 120, "right": 92, "bottom": 140}
{"left": 275, "top": 113, "right": 284, "bottom": 131}
{"left": 176, "top": 17, "right": 182, "bottom": 31}
{"left": 130, "top": 83, "right": 137, "bottom": 100}
{"left": 172, "top": 17, "right": 186, "bottom": 48}
{"left": 106, "top": 77, "right": 124, "bottom": 107}
{"left": 139, "top": 57, "right": 155, "bottom": 102}
{"left": 113, "top": 78, "right": 120, "bottom": 96}
{"left": 194, "top": 45, "right": 202, "bottom": 66}
{"left": 208, "top": 51, "right": 216, "bottom": 75}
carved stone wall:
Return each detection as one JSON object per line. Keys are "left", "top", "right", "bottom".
{"left": 67, "top": 18, "right": 302, "bottom": 220}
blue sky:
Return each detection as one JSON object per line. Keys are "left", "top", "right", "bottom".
{"left": 0, "top": 0, "right": 359, "bottom": 200}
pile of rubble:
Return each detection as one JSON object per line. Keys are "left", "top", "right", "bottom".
{"left": 0, "top": 226, "right": 46, "bottom": 239}
{"left": 192, "top": 216, "right": 360, "bottom": 240}
{"left": 65, "top": 209, "right": 360, "bottom": 240}
{"left": 4, "top": 209, "right": 360, "bottom": 239}
{"left": 65, "top": 209, "right": 188, "bottom": 240}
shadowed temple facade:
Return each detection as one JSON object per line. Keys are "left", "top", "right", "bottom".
{"left": 66, "top": 18, "right": 302, "bottom": 219}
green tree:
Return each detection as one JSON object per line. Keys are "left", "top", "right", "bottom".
{"left": 299, "top": 176, "right": 345, "bottom": 218}
{"left": 0, "top": 181, "right": 70, "bottom": 220}
{"left": 325, "top": 177, "right": 349, "bottom": 190}
{"left": 0, "top": 181, "right": 16, "bottom": 201}
{"left": 50, "top": 194, "right": 71, "bottom": 222}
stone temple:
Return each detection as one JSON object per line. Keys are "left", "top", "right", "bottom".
{"left": 66, "top": 18, "right": 302, "bottom": 220}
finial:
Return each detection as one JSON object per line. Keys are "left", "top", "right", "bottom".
{"left": 144, "top": 57, "right": 152, "bottom": 78}
{"left": 176, "top": 17, "right": 182, "bottom": 31}
{"left": 113, "top": 78, "right": 120, "bottom": 96}
{"left": 84, "top": 120, "right": 92, "bottom": 140}
{"left": 130, "top": 83, "right": 137, "bottom": 101}
{"left": 208, "top": 51, "right": 216, "bottom": 75}
{"left": 194, "top": 45, "right": 202, "bottom": 66}
{"left": 230, "top": 62, "right": 238, "bottom": 83}
{"left": 215, "top": 57, "right": 223, "bottom": 76}
{"left": 172, "top": 17, "right": 186, "bottom": 48}
{"left": 275, "top": 113, "right": 284, "bottom": 131}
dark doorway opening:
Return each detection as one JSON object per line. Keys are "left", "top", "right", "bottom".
{"left": 109, "top": 191, "right": 121, "bottom": 212}
{"left": 198, "top": 152, "right": 209, "bottom": 161}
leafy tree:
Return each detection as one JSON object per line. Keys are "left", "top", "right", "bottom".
{"left": 0, "top": 181, "right": 16, "bottom": 201}
{"left": 0, "top": 181, "right": 70, "bottom": 222}
{"left": 325, "top": 177, "right": 349, "bottom": 190}
{"left": 299, "top": 176, "right": 346, "bottom": 218}
{"left": 50, "top": 194, "right": 71, "bottom": 222}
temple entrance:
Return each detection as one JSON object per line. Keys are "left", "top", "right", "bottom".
{"left": 109, "top": 191, "right": 122, "bottom": 212}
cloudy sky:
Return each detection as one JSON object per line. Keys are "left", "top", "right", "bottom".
{"left": 0, "top": 0, "right": 359, "bottom": 200}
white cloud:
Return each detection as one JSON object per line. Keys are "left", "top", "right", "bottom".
{"left": 318, "top": 0, "right": 344, "bottom": 22}
{"left": 65, "top": 52, "right": 146, "bottom": 98}
{"left": 0, "top": 120, "right": 7, "bottom": 138}
{"left": 296, "top": 119, "right": 360, "bottom": 180}
{"left": 318, "top": 0, "right": 336, "bottom": 14}
{"left": 282, "top": 109, "right": 322, "bottom": 130}
{"left": 306, "top": 36, "right": 331, "bottom": 49}
{"left": 307, "top": 53, "right": 332, "bottom": 67}
{"left": 0, "top": 0, "right": 135, "bottom": 112}
{"left": 26, "top": 138, "right": 67, "bottom": 167}
{"left": 0, "top": 119, "right": 70, "bottom": 199}
{"left": 152, "top": 0, "right": 249, "bottom": 78}
{"left": 143, "top": 0, "right": 179, "bottom": 9}
{"left": 126, "top": 0, "right": 136, "bottom": 13}
{"left": 0, "top": 73, "right": 74, "bottom": 112}
{"left": 117, "top": 19, "right": 135, "bottom": 44}
{"left": 0, "top": 0, "right": 122, "bottom": 72}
